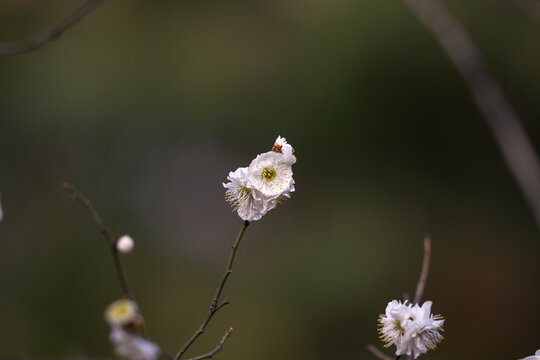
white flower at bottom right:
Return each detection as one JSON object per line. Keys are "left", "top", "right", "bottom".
{"left": 521, "top": 350, "right": 540, "bottom": 360}
{"left": 379, "top": 300, "right": 444, "bottom": 359}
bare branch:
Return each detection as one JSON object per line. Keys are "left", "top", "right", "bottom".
{"left": 367, "top": 344, "right": 393, "bottom": 360}
{"left": 185, "top": 328, "right": 234, "bottom": 360}
{"left": 62, "top": 182, "right": 133, "bottom": 299}
{"left": 0, "top": 0, "right": 105, "bottom": 56}
{"left": 413, "top": 236, "right": 431, "bottom": 304}
{"left": 402, "top": 0, "right": 540, "bottom": 232}
{"left": 173, "top": 221, "right": 249, "bottom": 360}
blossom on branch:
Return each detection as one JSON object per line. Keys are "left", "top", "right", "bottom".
{"left": 109, "top": 327, "right": 161, "bottom": 360}
{"left": 224, "top": 136, "right": 296, "bottom": 221}
{"left": 272, "top": 135, "right": 296, "bottom": 165}
{"left": 378, "top": 300, "right": 444, "bottom": 359}
{"left": 116, "top": 235, "right": 135, "bottom": 254}
{"left": 105, "top": 299, "right": 160, "bottom": 360}
{"left": 105, "top": 298, "right": 141, "bottom": 327}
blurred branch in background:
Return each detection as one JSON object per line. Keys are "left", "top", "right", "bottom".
{"left": 367, "top": 238, "right": 433, "bottom": 360}
{"left": 402, "top": 0, "right": 540, "bottom": 233}
{"left": 0, "top": 0, "right": 104, "bottom": 56}
{"left": 413, "top": 236, "right": 431, "bottom": 304}
{"left": 63, "top": 182, "right": 134, "bottom": 300}
{"left": 496, "top": 0, "right": 540, "bottom": 23}
{"left": 366, "top": 344, "right": 393, "bottom": 360}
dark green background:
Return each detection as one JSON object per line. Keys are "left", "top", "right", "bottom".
{"left": 1, "top": 1, "right": 540, "bottom": 359}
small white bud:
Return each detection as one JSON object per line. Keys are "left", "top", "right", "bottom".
{"left": 116, "top": 235, "right": 134, "bottom": 253}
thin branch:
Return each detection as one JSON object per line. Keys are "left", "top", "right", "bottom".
{"left": 185, "top": 328, "right": 234, "bottom": 360}
{"left": 413, "top": 236, "right": 431, "bottom": 304}
{"left": 366, "top": 344, "right": 393, "bottom": 360}
{"left": 402, "top": 0, "right": 540, "bottom": 232}
{"left": 173, "top": 221, "right": 250, "bottom": 360}
{"left": 0, "top": 0, "right": 105, "bottom": 56}
{"left": 62, "top": 182, "right": 133, "bottom": 299}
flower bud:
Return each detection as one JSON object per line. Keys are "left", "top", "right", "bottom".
{"left": 116, "top": 235, "right": 134, "bottom": 253}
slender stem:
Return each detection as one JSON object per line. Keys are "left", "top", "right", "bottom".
{"left": 185, "top": 328, "right": 234, "bottom": 360}
{"left": 173, "top": 221, "right": 250, "bottom": 360}
{"left": 366, "top": 344, "right": 393, "bottom": 360}
{"left": 413, "top": 236, "right": 431, "bottom": 304}
{"left": 62, "top": 182, "right": 133, "bottom": 299}
{"left": 0, "top": 0, "right": 105, "bottom": 56}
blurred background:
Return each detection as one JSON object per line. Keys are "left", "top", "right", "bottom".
{"left": 1, "top": 0, "right": 540, "bottom": 359}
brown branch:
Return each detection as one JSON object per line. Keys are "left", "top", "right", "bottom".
{"left": 0, "top": 0, "right": 105, "bottom": 56}
{"left": 402, "top": 0, "right": 540, "bottom": 232}
{"left": 185, "top": 328, "right": 233, "bottom": 360}
{"left": 413, "top": 236, "right": 431, "bottom": 304}
{"left": 367, "top": 344, "right": 393, "bottom": 360}
{"left": 173, "top": 221, "right": 249, "bottom": 360}
{"left": 62, "top": 182, "right": 133, "bottom": 299}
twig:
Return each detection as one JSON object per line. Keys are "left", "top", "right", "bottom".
{"left": 173, "top": 221, "right": 250, "bottom": 360}
{"left": 413, "top": 236, "right": 431, "bottom": 304}
{"left": 402, "top": 0, "right": 540, "bottom": 232}
{"left": 62, "top": 182, "right": 133, "bottom": 299}
{"left": 366, "top": 344, "right": 393, "bottom": 360}
{"left": 0, "top": 0, "right": 105, "bottom": 56}
{"left": 185, "top": 328, "right": 234, "bottom": 360}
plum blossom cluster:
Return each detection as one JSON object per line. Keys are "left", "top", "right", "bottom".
{"left": 104, "top": 298, "right": 160, "bottom": 360}
{"left": 223, "top": 136, "right": 296, "bottom": 221}
{"left": 378, "top": 300, "right": 444, "bottom": 359}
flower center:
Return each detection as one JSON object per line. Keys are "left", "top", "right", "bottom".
{"left": 271, "top": 144, "right": 283, "bottom": 153}
{"left": 262, "top": 167, "right": 276, "bottom": 182}
{"left": 239, "top": 187, "right": 251, "bottom": 201}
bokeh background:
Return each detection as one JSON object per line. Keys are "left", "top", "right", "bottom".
{"left": 1, "top": 0, "right": 540, "bottom": 359}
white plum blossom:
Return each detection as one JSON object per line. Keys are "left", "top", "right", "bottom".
{"left": 247, "top": 151, "right": 294, "bottom": 198}
{"left": 272, "top": 135, "right": 296, "bottom": 165}
{"left": 105, "top": 299, "right": 159, "bottom": 360}
{"left": 105, "top": 298, "right": 140, "bottom": 327}
{"left": 223, "top": 167, "right": 277, "bottom": 221}
{"left": 378, "top": 300, "right": 444, "bottom": 359}
{"left": 522, "top": 350, "right": 540, "bottom": 360}
{"left": 109, "top": 327, "right": 160, "bottom": 360}
{"left": 116, "top": 235, "right": 135, "bottom": 254}
{"left": 223, "top": 136, "right": 296, "bottom": 222}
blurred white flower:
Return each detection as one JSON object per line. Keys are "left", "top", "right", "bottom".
{"left": 224, "top": 167, "right": 277, "bottom": 221}
{"left": 247, "top": 151, "right": 294, "bottom": 198}
{"left": 272, "top": 135, "right": 296, "bottom": 165}
{"left": 110, "top": 327, "right": 160, "bottom": 360}
{"left": 105, "top": 298, "right": 140, "bottom": 327}
{"left": 379, "top": 300, "right": 444, "bottom": 359}
{"left": 522, "top": 350, "right": 540, "bottom": 360}
{"left": 117, "top": 235, "right": 135, "bottom": 254}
